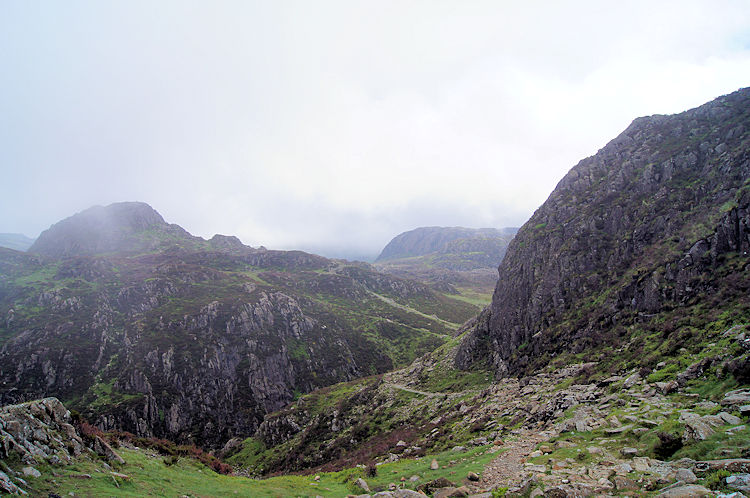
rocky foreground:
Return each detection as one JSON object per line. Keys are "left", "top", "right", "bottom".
{"left": 0, "top": 348, "right": 749, "bottom": 496}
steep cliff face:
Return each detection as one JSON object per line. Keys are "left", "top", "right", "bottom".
{"left": 457, "top": 87, "right": 750, "bottom": 377}
{"left": 1, "top": 204, "right": 478, "bottom": 448}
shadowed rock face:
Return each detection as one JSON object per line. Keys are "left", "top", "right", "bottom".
{"left": 457, "top": 87, "right": 750, "bottom": 377}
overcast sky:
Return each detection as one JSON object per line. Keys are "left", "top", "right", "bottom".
{"left": 2, "top": 1, "right": 750, "bottom": 259}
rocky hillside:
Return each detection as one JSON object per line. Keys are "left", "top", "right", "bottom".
{"left": 375, "top": 227, "right": 518, "bottom": 301}
{"left": 0, "top": 233, "right": 34, "bottom": 252}
{"left": 457, "top": 86, "right": 750, "bottom": 379}
{"left": 0, "top": 202, "right": 479, "bottom": 449}
{"left": 222, "top": 88, "right": 750, "bottom": 497}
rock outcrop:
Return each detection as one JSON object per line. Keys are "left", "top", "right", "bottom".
{"left": 0, "top": 398, "right": 84, "bottom": 465}
{"left": 457, "top": 87, "right": 750, "bottom": 377}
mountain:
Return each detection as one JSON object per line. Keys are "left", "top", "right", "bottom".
{"left": 223, "top": 88, "right": 750, "bottom": 496}
{"left": 456, "top": 86, "right": 750, "bottom": 380}
{"left": 0, "top": 202, "right": 479, "bottom": 448}
{"left": 376, "top": 227, "right": 517, "bottom": 263}
{"left": 3, "top": 89, "right": 750, "bottom": 497}
{"left": 0, "top": 233, "right": 35, "bottom": 251}
{"left": 374, "top": 227, "right": 518, "bottom": 302}
{"left": 28, "top": 202, "right": 207, "bottom": 258}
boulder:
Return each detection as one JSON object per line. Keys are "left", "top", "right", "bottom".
{"left": 21, "top": 467, "right": 40, "bottom": 478}
{"left": 611, "top": 475, "right": 638, "bottom": 490}
{"left": 726, "top": 473, "right": 750, "bottom": 492}
{"left": 355, "top": 478, "right": 370, "bottom": 493}
{"left": 679, "top": 412, "right": 715, "bottom": 441}
{"left": 656, "top": 484, "right": 712, "bottom": 496}
{"left": 675, "top": 468, "right": 697, "bottom": 484}
{"left": 722, "top": 389, "right": 750, "bottom": 407}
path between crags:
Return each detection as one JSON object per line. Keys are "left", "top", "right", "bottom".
{"left": 475, "top": 429, "right": 550, "bottom": 492}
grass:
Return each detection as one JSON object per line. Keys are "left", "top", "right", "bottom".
{"left": 444, "top": 288, "right": 493, "bottom": 307}
{"left": 24, "top": 442, "right": 502, "bottom": 497}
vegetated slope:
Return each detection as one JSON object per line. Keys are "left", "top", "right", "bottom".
{"left": 0, "top": 202, "right": 478, "bottom": 448}
{"left": 0, "top": 233, "right": 35, "bottom": 251}
{"left": 457, "top": 86, "right": 750, "bottom": 380}
{"left": 375, "top": 227, "right": 518, "bottom": 301}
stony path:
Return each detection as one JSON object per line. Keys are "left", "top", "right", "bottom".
{"left": 476, "top": 429, "right": 549, "bottom": 490}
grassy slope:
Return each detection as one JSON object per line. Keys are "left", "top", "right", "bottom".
{"left": 22, "top": 444, "right": 499, "bottom": 497}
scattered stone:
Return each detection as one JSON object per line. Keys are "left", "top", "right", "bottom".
{"left": 467, "top": 471, "right": 480, "bottom": 481}
{"left": 523, "top": 464, "right": 547, "bottom": 473}
{"left": 656, "top": 484, "right": 713, "bottom": 496}
{"left": 722, "top": 389, "right": 750, "bottom": 408}
{"left": 21, "top": 467, "right": 41, "bottom": 478}
{"left": 623, "top": 372, "right": 642, "bottom": 389}
{"left": 621, "top": 447, "right": 639, "bottom": 457}
{"left": 355, "top": 478, "right": 370, "bottom": 492}
{"left": 529, "top": 450, "right": 542, "bottom": 458}
{"left": 675, "top": 468, "right": 697, "bottom": 484}
{"left": 416, "top": 477, "right": 455, "bottom": 494}
{"left": 612, "top": 475, "right": 638, "bottom": 490}
{"left": 633, "top": 457, "right": 651, "bottom": 471}
{"left": 433, "top": 487, "right": 469, "bottom": 498}
{"left": 93, "top": 436, "right": 125, "bottom": 464}
{"left": 587, "top": 446, "right": 602, "bottom": 455}
{"left": 70, "top": 474, "right": 92, "bottom": 479}
{"left": 110, "top": 472, "right": 130, "bottom": 480}
{"left": 313, "top": 475, "right": 320, "bottom": 481}
{"left": 694, "top": 459, "right": 750, "bottom": 473}
{"left": 605, "top": 424, "right": 633, "bottom": 434}
{"left": 614, "top": 463, "right": 633, "bottom": 475}
{"left": 431, "top": 459, "right": 439, "bottom": 470}
{"left": 387, "top": 491, "right": 425, "bottom": 498}
{"left": 451, "top": 446, "right": 466, "bottom": 452}
{"left": 409, "top": 475, "right": 420, "bottom": 482}
{"left": 655, "top": 381, "right": 679, "bottom": 394}
{"left": 396, "top": 440, "right": 407, "bottom": 447}
{"left": 719, "top": 412, "right": 744, "bottom": 425}
{"left": 726, "top": 473, "right": 750, "bottom": 492}
{"left": 679, "top": 412, "right": 715, "bottom": 441}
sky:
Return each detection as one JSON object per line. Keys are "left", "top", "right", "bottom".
{"left": 2, "top": 1, "right": 750, "bottom": 260}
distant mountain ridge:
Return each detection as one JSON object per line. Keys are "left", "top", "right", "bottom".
{"left": 0, "top": 233, "right": 35, "bottom": 252}
{"left": 29, "top": 202, "right": 208, "bottom": 258}
{"left": 374, "top": 226, "right": 518, "bottom": 301}
{"left": 375, "top": 226, "right": 517, "bottom": 262}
